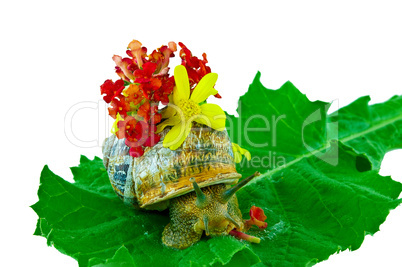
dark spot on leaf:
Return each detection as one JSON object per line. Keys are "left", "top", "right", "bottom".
{"left": 356, "top": 155, "right": 372, "bottom": 172}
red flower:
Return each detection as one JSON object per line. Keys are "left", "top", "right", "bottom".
{"left": 147, "top": 43, "right": 177, "bottom": 74}
{"left": 178, "top": 42, "right": 220, "bottom": 98}
{"left": 115, "top": 67, "right": 126, "bottom": 81}
{"left": 159, "top": 43, "right": 177, "bottom": 71}
{"left": 245, "top": 205, "right": 268, "bottom": 229}
{"left": 139, "top": 78, "right": 162, "bottom": 100}
{"left": 144, "top": 132, "right": 161, "bottom": 147}
{"left": 113, "top": 55, "right": 135, "bottom": 81}
{"left": 137, "top": 101, "right": 151, "bottom": 121}
{"left": 148, "top": 50, "right": 164, "bottom": 71}
{"left": 108, "top": 97, "right": 131, "bottom": 119}
{"left": 100, "top": 79, "right": 125, "bottom": 104}
{"left": 126, "top": 121, "right": 147, "bottom": 146}
{"left": 229, "top": 206, "right": 267, "bottom": 244}
{"left": 151, "top": 112, "right": 162, "bottom": 125}
{"left": 127, "top": 40, "right": 147, "bottom": 68}
{"left": 129, "top": 146, "right": 144, "bottom": 157}
{"left": 124, "top": 84, "right": 144, "bottom": 105}
{"left": 116, "top": 116, "right": 136, "bottom": 140}
{"left": 115, "top": 117, "right": 148, "bottom": 158}
{"left": 117, "top": 117, "right": 157, "bottom": 145}
{"left": 134, "top": 62, "right": 157, "bottom": 84}
{"left": 154, "top": 76, "right": 175, "bottom": 104}
{"left": 179, "top": 42, "right": 200, "bottom": 69}
{"left": 137, "top": 101, "right": 161, "bottom": 124}
{"left": 129, "top": 120, "right": 155, "bottom": 147}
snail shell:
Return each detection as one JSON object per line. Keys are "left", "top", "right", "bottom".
{"left": 102, "top": 124, "right": 241, "bottom": 210}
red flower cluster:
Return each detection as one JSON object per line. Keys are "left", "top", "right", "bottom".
{"left": 100, "top": 40, "right": 178, "bottom": 157}
{"left": 178, "top": 42, "right": 221, "bottom": 98}
{"left": 114, "top": 40, "right": 177, "bottom": 105}
{"left": 133, "top": 62, "right": 175, "bottom": 105}
{"left": 115, "top": 116, "right": 160, "bottom": 157}
{"left": 100, "top": 39, "right": 219, "bottom": 157}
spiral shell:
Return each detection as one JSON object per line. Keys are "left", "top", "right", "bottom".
{"left": 102, "top": 124, "right": 241, "bottom": 210}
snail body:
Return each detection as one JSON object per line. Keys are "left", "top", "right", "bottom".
{"left": 102, "top": 124, "right": 256, "bottom": 249}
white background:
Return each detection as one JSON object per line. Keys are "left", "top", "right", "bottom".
{"left": 1, "top": 0, "right": 401, "bottom": 266}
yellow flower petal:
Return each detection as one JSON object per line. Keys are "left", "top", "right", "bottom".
{"left": 240, "top": 148, "right": 251, "bottom": 160}
{"left": 231, "top": 143, "right": 251, "bottom": 162}
{"left": 161, "top": 105, "right": 177, "bottom": 119}
{"left": 161, "top": 95, "right": 176, "bottom": 119}
{"left": 156, "top": 115, "right": 181, "bottom": 133}
{"left": 190, "top": 73, "right": 218, "bottom": 104}
{"left": 244, "top": 151, "right": 251, "bottom": 160}
{"left": 193, "top": 103, "right": 226, "bottom": 130}
{"left": 232, "top": 143, "right": 240, "bottom": 152}
{"left": 162, "top": 120, "right": 192, "bottom": 150}
{"left": 111, "top": 113, "right": 124, "bottom": 134}
{"left": 233, "top": 151, "right": 242, "bottom": 163}
{"left": 173, "top": 65, "right": 190, "bottom": 105}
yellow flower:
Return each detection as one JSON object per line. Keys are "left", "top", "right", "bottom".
{"left": 156, "top": 65, "right": 226, "bottom": 150}
{"left": 111, "top": 113, "right": 124, "bottom": 134}
{"left": 232, "top": 143, "right": 251, "bottom": 163}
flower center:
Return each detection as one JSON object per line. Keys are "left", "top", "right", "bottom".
{"left": 178, "top": 99, "right": 201, "bottom": 119}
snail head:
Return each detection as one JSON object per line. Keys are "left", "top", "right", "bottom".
{"left": 190, "top": 172, "right": 260, "bottom": 236}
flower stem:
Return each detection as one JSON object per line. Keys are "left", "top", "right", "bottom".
{"left": 229, "top": 230, "right": 260, "bottom": 243}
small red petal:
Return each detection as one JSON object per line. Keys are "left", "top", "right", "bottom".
{"left": 245, "top": 205, "right": 268, "bottom": 229}
{"left": 137, "top": 102, "right": 151, "bottom": 121}
{"left": 129, "top": 146, "right": 144, "bottom": 157}
{"left": 151, "top": 113, "right": 162, "bottom": 125}
{"left": 250, "top": 205, "right": 267, "bottom": 222}
{"left": 143, "top": 62, "right": 157, "bottom": 74}
{"left": 144, "top": 134, "right": 161, "bottom": 147}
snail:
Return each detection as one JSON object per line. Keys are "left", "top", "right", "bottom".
{"left": 102, "top": 123, "right": 260, "bottom": 249}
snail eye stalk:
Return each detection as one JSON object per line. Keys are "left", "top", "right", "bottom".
{"left": 203, "top": 216, "right": 210, "bottom": 235}
{"left": 221, "top": 171, "right": 261, "bottom": 203}
{"left": 190, "top": 177, "right": 208, "bottom": 208}
{"left": 225, "top": 213, "right": 240, "bottom": 229}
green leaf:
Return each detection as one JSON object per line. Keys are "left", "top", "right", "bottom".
{"left": 89, "top": 246, "right": 136, "bottom": 267}
{"left": 236, "top": 141, "right": 402, "bottom": 266}
{"left": 70, "top": 155, "right": 116, "bottom": 198}
{"left": 328, "top": 95, "right": 402, "bottom": 169}
{"left": 227, "top": 72, "right": 402, "bottom": 176}
{"left": 226, "top": 72, "right": 330, "bottom": 178}
{"left": 31, "top": 157, "right": 259, "bottom": 267}
{"left": 32, "top": 72, "right": 402, "bottom": 266}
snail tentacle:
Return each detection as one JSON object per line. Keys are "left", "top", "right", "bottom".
{"left": 221, "top": 172, "right": 261, "bottom": 203}
{"left": 190, "top": 177, "right": 209, "bottom": 208}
